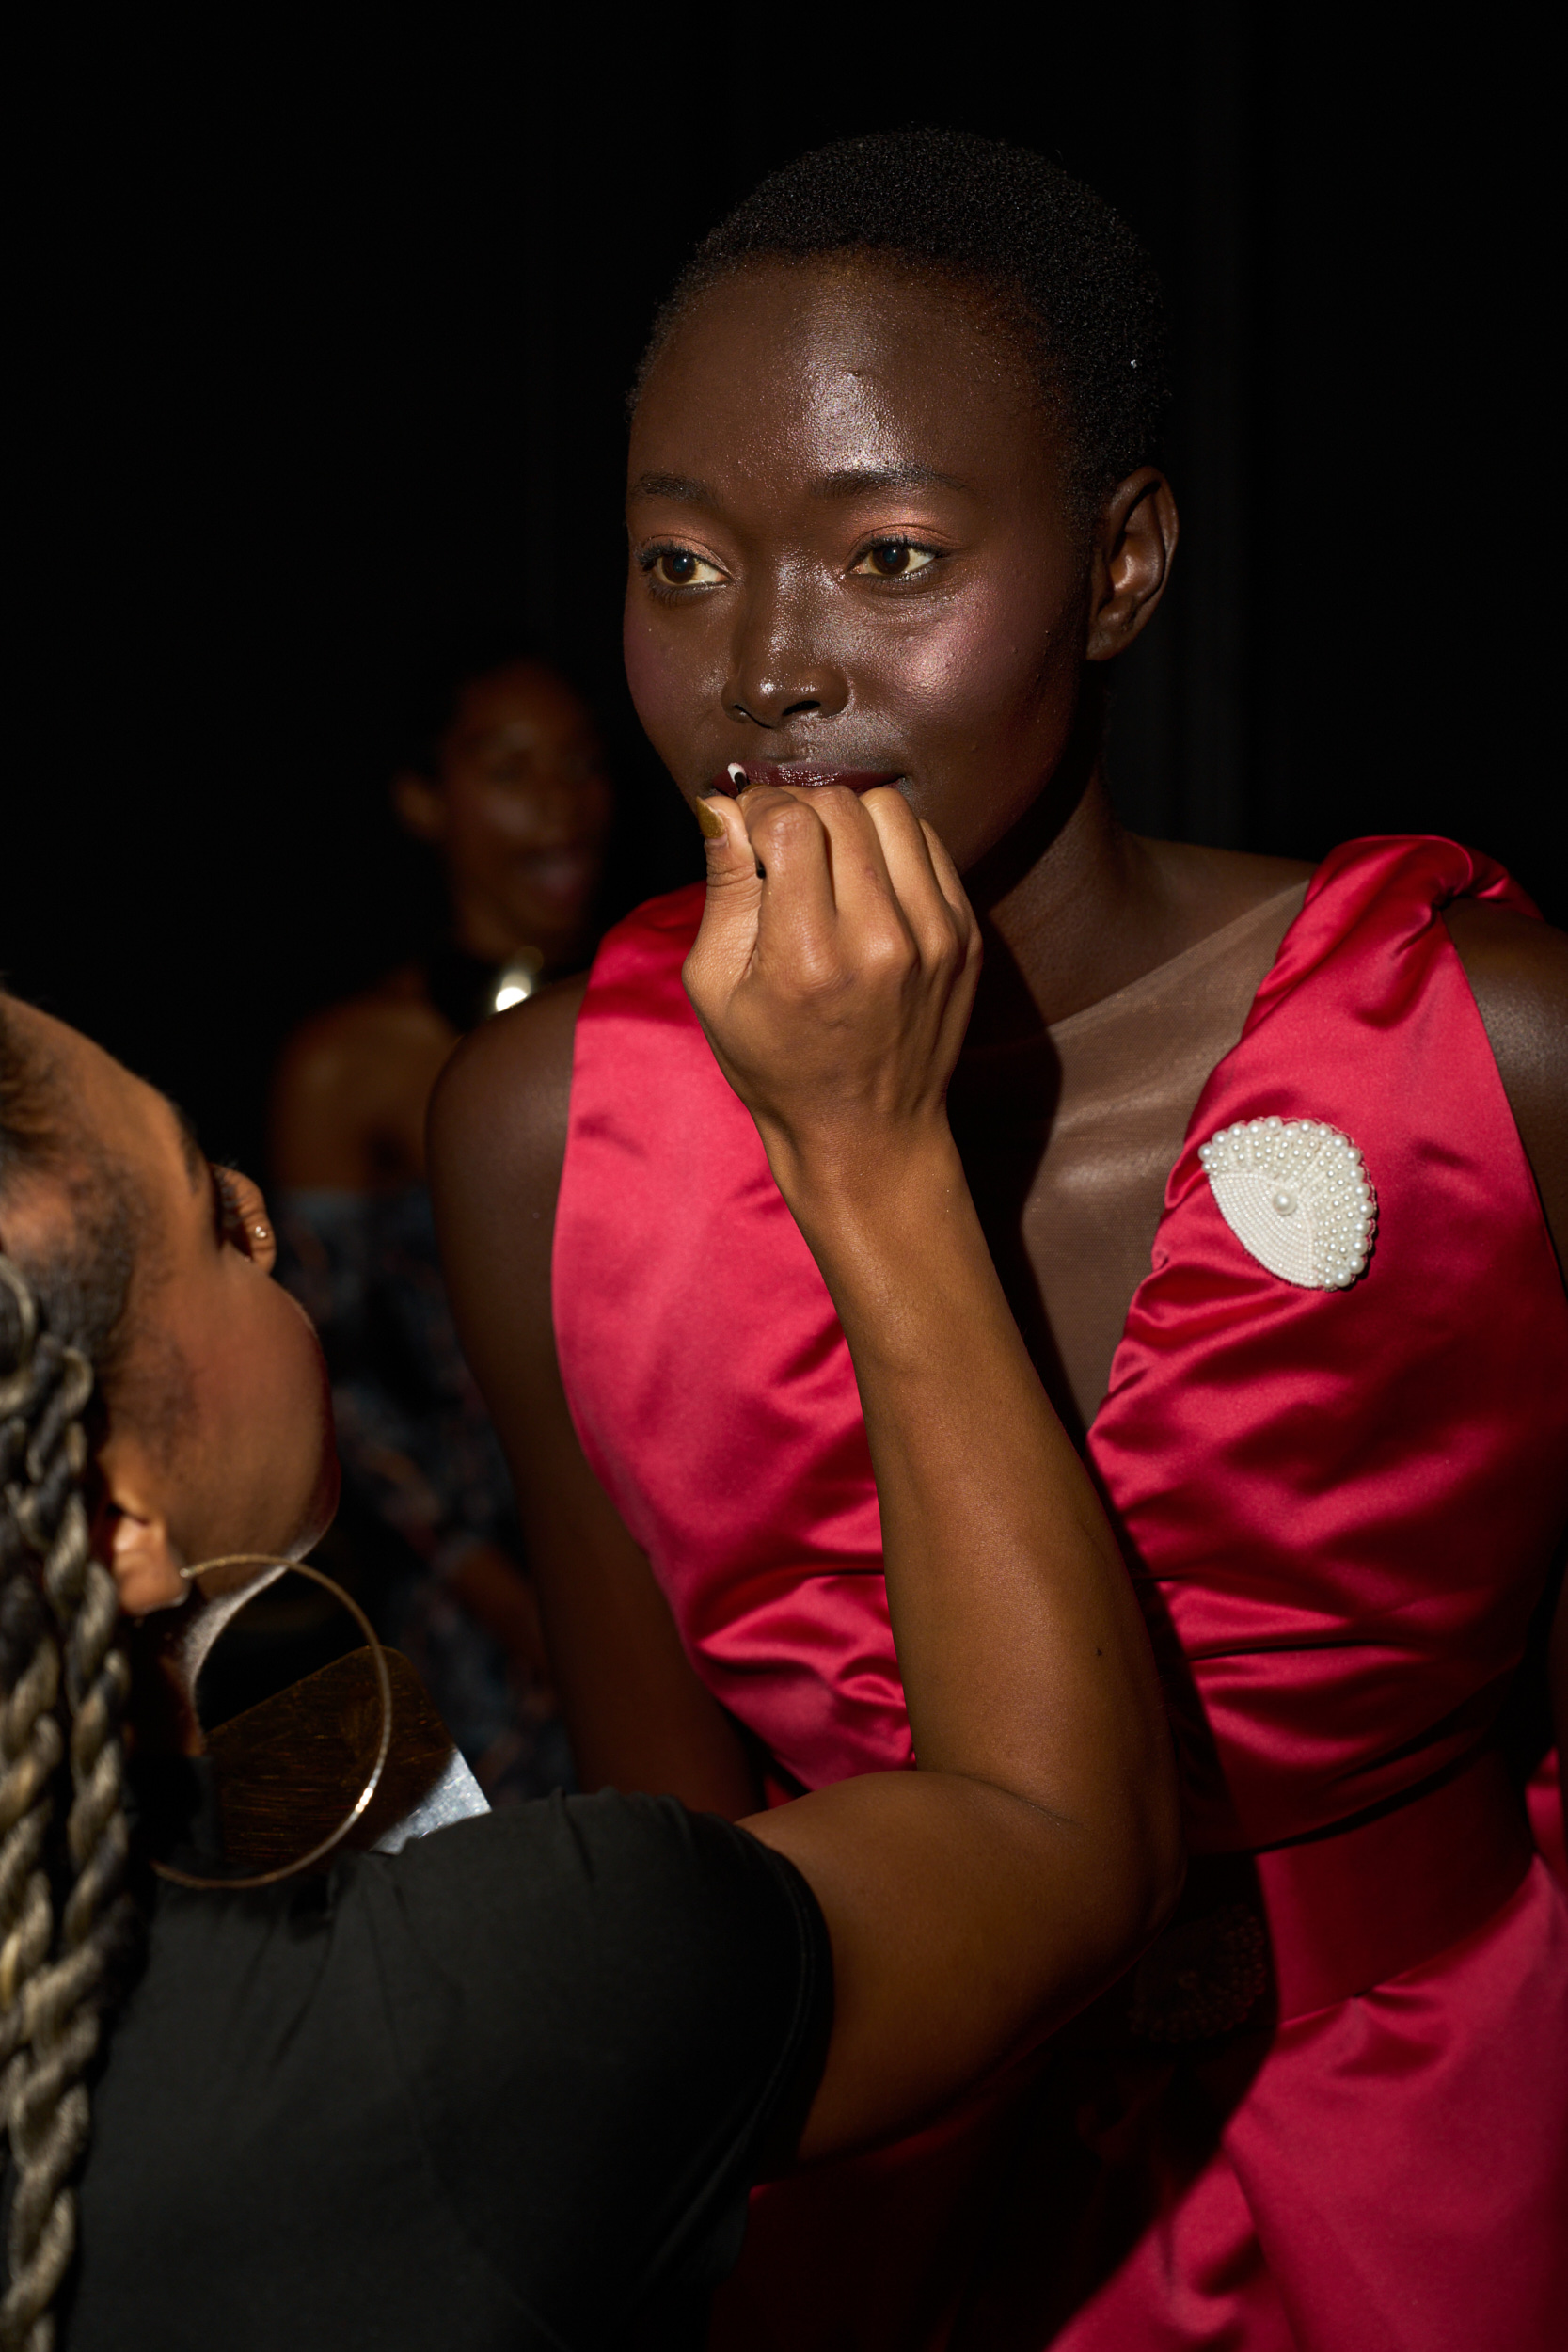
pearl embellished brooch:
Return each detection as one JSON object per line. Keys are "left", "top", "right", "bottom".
{"left": 1198, "top": 1117, "right": 1376, "bottom": 1289}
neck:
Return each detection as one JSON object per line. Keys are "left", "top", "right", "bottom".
{"left": 963, "top": 691, "right": 1169, "bottom": 1038}
{"left": 450, "top": 898, "right": 536, "bottom": 968}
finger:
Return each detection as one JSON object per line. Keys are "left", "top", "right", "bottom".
{"left": 736, "top": 785, "right": 840, "bottom": 983}
{"left": 768, "top": 784, "right": 912, "bottom": 957}
{"left": 857, "top": 787, "right": 967, "bottom": 966}
{"left": 916, "top": 818, "right": 981, "bottom": 955}
{"left": 682, "top": 791, "right": 765, "bottom": 1019}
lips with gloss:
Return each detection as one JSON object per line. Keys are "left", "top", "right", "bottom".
{"left": 709, "top": 761, "right": 904, "bottom": 795}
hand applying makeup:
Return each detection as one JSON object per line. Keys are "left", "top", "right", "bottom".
{"left": 683, "top": 781, "right": 1179, "bottom": 2147}
{"left": 684, "top": 781, "right": 980, "bottom": 1207}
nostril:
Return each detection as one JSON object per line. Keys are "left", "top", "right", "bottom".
{"left": 781, "top": 698, "right": 821, "bottom": 719}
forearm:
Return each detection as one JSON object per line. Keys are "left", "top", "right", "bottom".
{"left": 749, "top": 1120, "right": 1179, "bottom": 2154}
{"left": 689, "top": 781, "right": 1180, "bottom": 2158}
{"left": 776, "top": 1121, "right": 1173, "bottom": 1864}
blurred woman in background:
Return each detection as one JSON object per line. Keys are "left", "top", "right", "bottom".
{"left": 271, "top": 648, "right": 611, "bottom": 1799}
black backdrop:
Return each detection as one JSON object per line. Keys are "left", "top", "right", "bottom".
{"left": 8, "top": 13, "right": 1558, "bottom": 1176}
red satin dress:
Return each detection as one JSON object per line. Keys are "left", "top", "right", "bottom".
{"left": 552, "top": 838, "right": 1568, "bottom": 2352}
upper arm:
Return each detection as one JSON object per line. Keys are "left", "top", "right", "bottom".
{"left": 270, "top": 1013, "right": 373, "bottom": 1189}
{"left": 270, "top": 998, "right": 451, "bottom": 1192}
{"left": 745, "top": 1768, "right": 1169, "bottom": 2166}
{"left": 1443, "top": 899, "right": 1568, "bottom": 1279}
{"left": 426, "top": 986, "right": 758, "bottom": 1814}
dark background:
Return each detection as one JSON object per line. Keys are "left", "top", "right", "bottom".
{"left": 8, "top": 11, "right": 1558, "bottom": 1176}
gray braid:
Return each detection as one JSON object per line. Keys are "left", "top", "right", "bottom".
{"left": 0, "top": 1254, "right": 135, "bottom": 2352}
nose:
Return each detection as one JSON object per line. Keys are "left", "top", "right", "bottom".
{"left": 723, "top": 573, "right": 848, "bottom": 729}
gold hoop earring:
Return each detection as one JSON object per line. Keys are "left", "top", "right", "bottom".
{"left": 151, "top": 1555, "right": 393, "bottom": 1892}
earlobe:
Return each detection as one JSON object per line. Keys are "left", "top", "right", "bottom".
{"left": 1085, "top": 469, "right": 1179, "bottom": 664}
{"left": 392, "top": 771, "right": 448, "bottom": 845}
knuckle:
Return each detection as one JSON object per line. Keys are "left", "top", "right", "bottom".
{"left": 788, "top": 937, "right": 847, "bottom": 995}
{"left": 862, "top": 924, "right": 918, "bottom": 982}
{"left": 814, "top": 784, "right": 861, "bottom": 817}
{"left": 752, "top": 800, "right": 818, "bottom": 851}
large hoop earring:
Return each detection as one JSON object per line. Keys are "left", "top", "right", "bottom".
{"left": 151, "top": 1555, "right": 394, "bottom": 1892}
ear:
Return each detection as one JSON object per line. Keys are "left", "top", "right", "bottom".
{"left": 1085, "top": 468, "right": 1180, "bottom": 664}
{"left": 392, "top": 770, "right": 448, "bottom": 844}
{"left": 91, "top": 1476, "right": 186, "bottom": 1619}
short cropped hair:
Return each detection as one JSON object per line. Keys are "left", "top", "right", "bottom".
{"left": 635, "top": 128, "right": 1169, "bottom": 518}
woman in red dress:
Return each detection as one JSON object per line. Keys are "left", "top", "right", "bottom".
{"left": 433, "top": 133, "right": 1568, "bottom": 2350}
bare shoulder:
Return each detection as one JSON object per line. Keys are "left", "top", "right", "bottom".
{"left": 1442, "top": 897, "right": 1568, "bottom": 1012}
{"left": 277, "top": 980, "right": 448, "bottom": 1086}
{"left": 1442, "top": 898, "right": 1568, "bottom": 1273}
{"left": 270, "top": 973, "right": 459, "bottom": 1188}
{"left": 427, "top": 972, "right": 589, "bottom": 1222}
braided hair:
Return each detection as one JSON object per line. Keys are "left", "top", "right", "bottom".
{"left": 0, "top": 1008, "right": 137, "bottom": 2351}
{"left": 634, "top": 128, "right": 1170, "bottom": 525}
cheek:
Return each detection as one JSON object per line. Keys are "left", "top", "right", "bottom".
{"left": 444, "top": 779, "right": 524, "bottom": 871}
{"left": 623, "top": 599, "right": 715, "bottom": 775}
{"left": 436, "top": 788, "right": 484, "bottom": 875}
{"left": 276, "top": 1293, "right": 338, "bottom": 1529}
{"left": 483, "top": 789, "right": 550, "bottom": 848}
{"left": 222, "top": 1285, "right": 338, "bottom": 1553}
{"left": 879, "top": 564, "right": 1081, "bottom": 737}
{"left": 870, "top": 579, "right": 1086, "bottom": 864}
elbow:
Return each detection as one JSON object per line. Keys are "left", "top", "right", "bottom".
{"left": 1133, "top": 1800, "right": 1187, "bottom": 1943}
{"left": 1082, "top": 1764, "right": 1186, "bottom": 1969}
{"left": 1114, "top": 1769, "right": 1187, "bottom": 1954}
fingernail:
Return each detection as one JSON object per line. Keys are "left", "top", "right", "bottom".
{"left": 694, "top": 796, "right": 726, "bottom": 840}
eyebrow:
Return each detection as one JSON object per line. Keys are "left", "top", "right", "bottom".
{"left": 808, "top": 463, "right": 969, "bottom": 499}
{"left": 628, "top": 460, "right": 970, "bottom": 509}
{"left": 628, "top": 470, "right": 716, "bottom": 504}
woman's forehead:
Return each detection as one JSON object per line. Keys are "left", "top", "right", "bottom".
{"left": 632, "top": 259, "right": 1048, "bottom": 493}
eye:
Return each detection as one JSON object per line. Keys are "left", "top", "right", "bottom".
{"left": 850, "top": 539, "right": 940, "bottom": 580}
{"left": 640, "top": 546, "right": 727, "bottom": 591}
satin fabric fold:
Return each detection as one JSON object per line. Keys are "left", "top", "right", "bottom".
{"left": 553, "top": 837, "right": 1568, "bottom": 2351}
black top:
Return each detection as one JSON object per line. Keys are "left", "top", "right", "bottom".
{"left": 60, "top": 1793, "right": 830, "bottom": 2350}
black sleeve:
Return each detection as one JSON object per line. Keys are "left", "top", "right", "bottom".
{"left": 350, "top": 1791, "right": 832, "bottom": 2344}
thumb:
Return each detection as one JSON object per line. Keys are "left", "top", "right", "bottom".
{"left": 684, "top": 792, "right": 762, "bottom": 1017}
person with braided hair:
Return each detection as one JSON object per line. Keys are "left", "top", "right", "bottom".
{"left": 0, "top": 1235, "right": 141, "bottom": 2349}
{"left": 0, "top": 763, "right": 1180, "bottom": 2347}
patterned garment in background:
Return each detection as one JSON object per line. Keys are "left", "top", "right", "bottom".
{"left": 278, "top": 1184, "right": 574, "bottom": 1804}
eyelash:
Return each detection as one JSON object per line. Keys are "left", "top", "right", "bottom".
{"left": 638, "top": 542, "right": 723, "bottom": 598}
{"left": 849, "top": 537, "right": 944, "bottom": 582}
